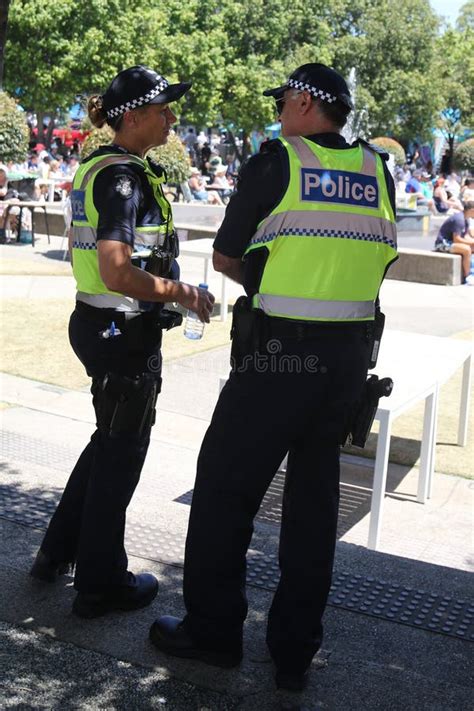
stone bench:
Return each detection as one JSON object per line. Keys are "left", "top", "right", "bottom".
{"left": 387, "top": 248, "right": 462, "bottom": 286}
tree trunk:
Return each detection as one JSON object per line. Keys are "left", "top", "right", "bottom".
{"left": 0, "top": 0, "right": 11, "bottom": 90}
{"left": 447, "top": 134, "right": 455, "bottom": 174}
{"left": 45, "top": 117, "right": 55, "bottom": 150}
{"left": 36, "top": 111, "right": 45, "bottom": 146}
{"left": 226, "top": 129, "right": 243, "bottom": 163}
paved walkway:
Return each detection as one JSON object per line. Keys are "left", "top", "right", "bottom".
{"left": 0, "top": 232, "right": 473, "bottom": 710}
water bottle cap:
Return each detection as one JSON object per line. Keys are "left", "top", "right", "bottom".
{"left": 199, "top": 283, "right": 208, "bottom": 289}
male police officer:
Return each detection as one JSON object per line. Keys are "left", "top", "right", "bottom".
{"left": 150, "top": 64, "right": 398, "bottom": 690}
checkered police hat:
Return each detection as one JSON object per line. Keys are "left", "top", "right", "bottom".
{"left": 263, "top": 63, "right": 353, "bottom": 110}
{"left": 102, "top": 65, "right": 192, "bottom": 121}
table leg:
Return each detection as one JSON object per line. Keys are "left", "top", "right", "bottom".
{"left": 220, "top": 275, "right": 228, "bottom": 322}
{"left": 43, "top": 207, "right": 50, "bottom": 244}
{"left": 16, "top": 206, "right": 23, "bottom": 243}
{"left": 203, "top": 258, "right": 209, "bottom": 286}
{"left": 457, "top": 355, "right": 471, "bottom": 447}
{"left": 368, "top": 411, "right": 392, "bottom": 550}
{"left": 427, "top": 389, "right": 439, "bottom": 499}
{"left": 417, "top": 386, "right": 438, "bottom": 503}
{"left": 30, "top": 207, "right": 35, "bottom": 247}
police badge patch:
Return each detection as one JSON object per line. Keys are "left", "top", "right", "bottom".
{"left": 114, "top": 175, "right": 134, "bottom": 198}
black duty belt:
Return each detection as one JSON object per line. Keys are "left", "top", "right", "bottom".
{"left": 75, "top": 300, "right": 151, "bottom": 326}
{"left": 262, "top": 315, "right": 370, "bottom": 340}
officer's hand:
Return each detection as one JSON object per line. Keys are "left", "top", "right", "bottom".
{"left": 178, "top": 283, "right": 215, "bottom": 323}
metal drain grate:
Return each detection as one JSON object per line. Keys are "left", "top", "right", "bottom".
{"left": 1, "top": 431, "right": 80, "bottom": 472}
{"left": 175, "top": 475, "right": 372, "bottom": 538}
{"left": 0, "top": 485, "right": 472, "bottom": 642}
{"left": 2, "top": 429, "right": 370, "bottom": 537}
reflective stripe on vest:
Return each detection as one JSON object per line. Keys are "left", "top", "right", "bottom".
{"left": 71, "top": 152, "right": 173, "bottom": 310}
{"left": 245, "top": 136, "right": 397, "bottom": 322}
{"left": 255, "top": 294, "right": 374, "bottom": 320}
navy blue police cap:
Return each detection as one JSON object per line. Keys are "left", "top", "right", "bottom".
{"left": 103, "top": 65, "right": 192, "bottom": 121}
{"left": 263, "top": 63, "right": 353, "bottom": 110}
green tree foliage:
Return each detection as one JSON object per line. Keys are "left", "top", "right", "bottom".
{"left": 80, "top": 125, "right": 114, "bottom": 159}
{"left": 453, "top": 138, "right": 474, "bottom": 171}
{"left": 4, "top": 0, "right": 142, "bottom": 145}
{"left": 81, "top": 126, "right": 190, "bottom": 185}
{"left": 456, "top": 1, "right": 474, "bottom": 31}
{"left": 149, "top": 133, "right": 191, "bottom": 184}
{"left": 330, "top": 0, "right": 440, "bottom": 141}
{"left": 370, "top": 137, "right": 406, "bottom": 165}
{"left": 3, "top": 0, "right": 468, "bottom": 152}
{"left": 0, "top": 90, "right": 29, "bottom": 162}
{"left": 433, "top": 24, "right": 474, "bottom": 170}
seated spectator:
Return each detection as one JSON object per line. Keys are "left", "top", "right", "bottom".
{"left": 27, "top": 152, "right": 40, "bottom": 173}
{"left": 434, "top": 201, "right": 474, "bottom": 283}
{"left": 401, "top": 164, "right": 412, "bottom": 183}
{"left": 188, "top": 167, "right": 223, "bottom": 205}
{"left": 65, "top": 155, "right": 79, "bottom": 178}
{"left": 394, "top": 167, "right": 406, "bottom": 192}
{"left": 0, "top": 165, "right": 30, "bottom": 241}
{"left": 225, "top": 152, "right": 240, "bottom": 180}
{"left": 444, "top": 172, "right": 461, "bottom": 199}
{"left": 433, "top": 177, "right": 463, "bottom": 214}
{"left": 206, "top": 164, "right": 234, "bottom": 203}
{"left": 406, "top": 169, "right": 436, "bottom": 213}
{"left": 460, "top": 177, "right": 474, "bottom": 203}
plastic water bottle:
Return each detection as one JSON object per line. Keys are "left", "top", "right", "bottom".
{"left": 184, "top": 283, "right": 208, "bottom": 340}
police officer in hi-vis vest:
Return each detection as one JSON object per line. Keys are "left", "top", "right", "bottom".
{"left": 30, "top": 66, "right": 215, "bottom": 618}
{"left": 150, "top": 64, "right": 398, "bottom": 690}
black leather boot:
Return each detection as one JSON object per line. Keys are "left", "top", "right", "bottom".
{"left": 149, "top": 615, "right": 242, "bottom": 668}
{"left": 72, "top": 572, "right": 159, "bottom": 619}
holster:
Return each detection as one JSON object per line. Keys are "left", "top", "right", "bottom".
{"left": 95, "top": 372, "right": 162, "bottom": 439}
{"left": 368, "top": 308, "right": 386, "bottom": 369}
{"left": 156, "top": 308, "right": 183, "bottom": 331}
{"left": 343, "top": 375, "right": 393, "bottom": 448}
{"left": 230, "top": 295, "right": 264, "bottom": 369}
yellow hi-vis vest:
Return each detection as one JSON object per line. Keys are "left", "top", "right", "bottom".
{"left": 244, "top": 137, "right": 398, "bottom": 322}
{"left": 71, "top": 151, "right": 174, "bottom": 310}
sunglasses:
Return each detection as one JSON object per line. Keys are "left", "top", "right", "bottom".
{"left": 274, "top": 90, "right": 305, "bottom": 116}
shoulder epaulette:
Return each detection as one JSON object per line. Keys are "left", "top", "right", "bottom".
{"left": 259, "top": 138, "right": 281, "bottom": 155}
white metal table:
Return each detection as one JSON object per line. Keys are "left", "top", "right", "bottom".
{"left": 219, "top": 329, "right": 472, "bottom": 550}
{"left": 368, "top": 330, "right": 471, "bottom": 549}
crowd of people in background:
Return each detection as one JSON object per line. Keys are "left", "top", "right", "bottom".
{"left": 395, "top": 163, "right": 470, "bottom": 216}
{"left": 182, "top": 128, "right": 242, "bottom": 206}
{"left": 1, "top": 126, "right": 473, "bottom": 267}
{"left": 0, "top": 140, "right": 80, "bottom": 240}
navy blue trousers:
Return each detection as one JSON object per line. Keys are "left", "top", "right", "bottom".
{"left": 183, "top": 326, "right": 370, "bottom": 673}
{"left": 41, "top": 307, "right": 162, "bottom": 593}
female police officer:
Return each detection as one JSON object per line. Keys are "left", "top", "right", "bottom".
{"left": 30, "top": 65, "right": 214, "bottom": 618}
